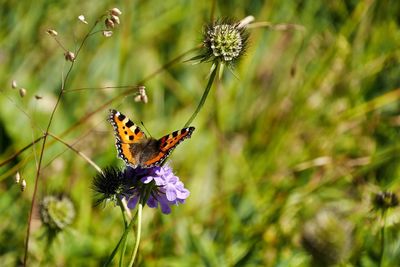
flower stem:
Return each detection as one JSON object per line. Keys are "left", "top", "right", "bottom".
{"left": 103, "top": 217, "right": 135, "bottom": 267}
{"left": 379, "top": 210, "right": 387, "bottom": 267}
{"left": 184, "top": 61, "right": 219, "bottom": 128}
{"left": 129, "top": 203, "right": 143, "bottom": 267}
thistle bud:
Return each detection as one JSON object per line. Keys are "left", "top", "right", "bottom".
{"left": 64, "top": 51, "right": 76, "bottom": 62}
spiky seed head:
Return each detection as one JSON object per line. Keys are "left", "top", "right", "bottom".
{"left": 200, "top": 20, "right": 248, "bottom": 64}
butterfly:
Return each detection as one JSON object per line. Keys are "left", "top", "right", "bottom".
{"left": 108, "top": 109, "right": 195, "bottom": 168}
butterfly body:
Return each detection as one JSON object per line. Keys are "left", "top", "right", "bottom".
{"left": 108, "top": 109, "right": 194, "bottom": 168}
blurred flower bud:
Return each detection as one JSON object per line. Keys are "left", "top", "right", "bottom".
{"left": 15, "top": 172, "right": 21, "bottom": 183}
{"left": 11, "top": 80, "right": 17, "bottom": 89}
{"left": 78, "top": 15, "right": 88, "bottom": 24}
{"left": 103, "top": 31, "right": 113, "bottom": 37}
{"left": 19, "top": 88, "right": 26, "bottom": 98}
{"left": 134, "top": 86, "right": 148, "bottom": 103}
{"left": 46, "top": 29, "right": 58, "bottom": 36}
{"left": 110, "top": 8, "right": 122, "bottom": 16}
{"left": 35, "top": 95, "right": 43, "bottom": 100}
{"left": 110, "top": 15, "right": 120, "bottom": 25}
{"left": 21, "top": 179, "right": 26, "bottom": 191}
{"left": 64, "top": 51, "right": 76, "bottom": 62}
{"left": 105, "top": 18, "right": 115, "bottom": 29}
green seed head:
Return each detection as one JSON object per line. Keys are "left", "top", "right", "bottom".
{"left": 40, "top": 196, "right": 75, "bottom": 232}
{"left": 207, "top": 24, "right": 243, "bottom": 62}
{"left": 197, "top": 19, "right": 248, "bottom": 65}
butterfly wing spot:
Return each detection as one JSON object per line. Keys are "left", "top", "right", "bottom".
{"left": 108, "top": 109, "right": 146, "bottom": 144}
{"left": 108, "top": 109, "right": 147, "bottom": 167}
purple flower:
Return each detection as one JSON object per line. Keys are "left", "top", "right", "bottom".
{"left": 124, "top": 165, "right": 190, "bottom": 214}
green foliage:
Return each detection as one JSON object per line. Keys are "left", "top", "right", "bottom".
{"left": 1, "top": 0, "right": 400, "bottom": 266}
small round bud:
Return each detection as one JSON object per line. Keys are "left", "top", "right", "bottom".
{"left": 105, "top": 18, "right": 115, "bottom": 29}
{"left": 134, "top": 86, "right": 148, "bottom": 103}
{"left": 21, "top": 179, "right": 27, "bottom": 191}
{"left": 11, "top": 80, "right": 17, "bottom": 89}
{"left": 19, "top": 88, "right": 27, "bottom": 98}
{"left": 103, "top": 31, "right": 113, "bottom": 37}
{"left": 110, "top": 8, "right": 122, "bottom": 16}
{"left": 15, "top": 172, "right": 21, "bottom": 183}
{"left": 110, "top": 15, "right": 120, "bottom": 25}
{"left": 46, "top": 29, "right": 58, "bottom": 36}
{"left": 78, "top": 15, "right": 88, "bottom": 24}
{"left": 64, "top": 51, "right": 76, "bottom": 62}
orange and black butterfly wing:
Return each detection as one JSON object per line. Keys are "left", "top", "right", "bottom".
{"left": 108, "top": 109, "right": 146, "bottom": 167}
{"left": 143, "top": 126, "right": 195, "bottom": 167}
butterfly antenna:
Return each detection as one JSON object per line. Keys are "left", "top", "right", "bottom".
{"left": 141, "top": 121, "right": 152, "bottom": 137}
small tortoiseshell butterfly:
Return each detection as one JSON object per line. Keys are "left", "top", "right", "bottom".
{"left": 108, "top": 109, "right": 195, "bottom": 168}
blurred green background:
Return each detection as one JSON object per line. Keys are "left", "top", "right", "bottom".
{"left": 1, "top": 0, "right": 400, "bottom": 266}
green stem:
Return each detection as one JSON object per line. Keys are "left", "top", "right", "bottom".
{"left": 129, "top": 203, "right": 143, "bottom": 267}
{"left": 103, "top": 217, "right": 135, "bottom": 267}
{"left": 379, "top": 210, "right": 386, "bottom": 267}
{"left": 184, "top": 62, "right": 219, "bottom": 127}
{"left": 117, "top": 199, "right": 128, "bottom": 267}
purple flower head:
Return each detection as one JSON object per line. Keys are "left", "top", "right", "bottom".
{"left": 124, "top": 165, "right": 190, "bottom": 214}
